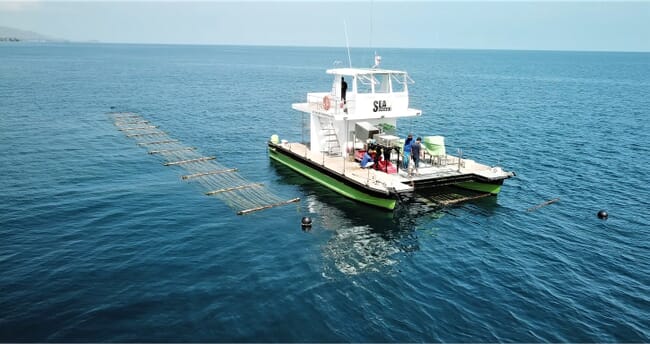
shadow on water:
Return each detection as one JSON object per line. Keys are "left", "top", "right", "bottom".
{"left": 269, "top": 160, "right": 500, "bottom": 277}
{"left": 301, "top": 193, "right": 419, "bottom": 278}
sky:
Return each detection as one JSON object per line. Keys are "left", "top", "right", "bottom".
{"left": 0, "top": 1, "right": 648, "bottom": 52}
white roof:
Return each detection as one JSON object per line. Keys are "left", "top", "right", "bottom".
{"left": 326, "top": 67, "right": 407, "bottom": 76}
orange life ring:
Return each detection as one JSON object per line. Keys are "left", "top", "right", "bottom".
{"left": 323, "top": 95, "right": 331, "bottom": 110}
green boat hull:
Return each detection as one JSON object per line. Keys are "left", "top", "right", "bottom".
{"left": 269, "top": 147, "right": 397, "bottom": 210}
{"left": 456, "top": 181, "right": 502, "bottom": 194}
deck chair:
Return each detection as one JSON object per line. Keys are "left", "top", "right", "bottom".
{"left": 422, "top": 136, "right": 446, "bottom": 166}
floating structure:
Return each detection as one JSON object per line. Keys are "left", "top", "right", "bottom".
{"left": 112, "top": 112, "right": 299, "bottom": 215}
{"left": 268, "top": 62, "right": 514, "bottom": 210}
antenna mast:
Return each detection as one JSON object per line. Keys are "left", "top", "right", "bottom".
{"left": 369, "top": 0, "right": 380, "bottom": 68}
{"left": 369, "top": 0, "right": 373, "bottom": 50}
{"left": 344, "top": 20, "right": 352, "bottom": 68}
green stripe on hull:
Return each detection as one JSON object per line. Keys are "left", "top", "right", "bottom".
{"left": 269, "top": 148, "right": 396, "bottom": 210}
{"left": 456, "top": 181, "right": 502, "bottom": 194}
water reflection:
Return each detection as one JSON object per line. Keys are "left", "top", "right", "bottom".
{"left": 269, "top": 162, "right": 427, "bottom": 276}
{"left": 302, "top": 194, "right": 415, "bottom": 277}
{"left": 270, "top": 161, "right": 499, "bottom": 277}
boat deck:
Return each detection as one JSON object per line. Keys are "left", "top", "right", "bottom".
{"left": 274, "top": 142, "right": 511, "bottom": 195}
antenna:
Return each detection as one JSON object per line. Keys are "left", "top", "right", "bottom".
{"left": 344, "top": 20, "right": 352, "bottom": 68}
{"left": 369, "top": 0, "right": 379, "bottom": 69}
{"left": 369, "top": 0, "right": 373, "bottom": 50}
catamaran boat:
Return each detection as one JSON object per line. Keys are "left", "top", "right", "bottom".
{"left": 268, "top": 62, "right": 514, "bottom": 210}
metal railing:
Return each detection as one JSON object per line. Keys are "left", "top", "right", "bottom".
{"left": 306, "top": 92, "right": 352, "bottom": 116}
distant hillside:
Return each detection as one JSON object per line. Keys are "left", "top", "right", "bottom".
{"left": 0, "top": 26, "right": 66, "bottom": 42}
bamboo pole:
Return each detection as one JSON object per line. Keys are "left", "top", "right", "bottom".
{"left": 148, "top": 147, "right": 196, "bottom": 154}
{"left": 137, "top": 140, "right": 179, "bottom": 146}
{"left": 115, "top": 120, "right": 149, "bottom": 125}
{"left": 205, "top": 183, "right": 264, "bottom": 196}
{"left": 119, "top": 125, "right": 158, "bottom": 131}
{"left": 113, "top": 114, "right": 140, "bottom": 119}
{"left": 527, "top": 198, "right": 560, "bottom": 212}
{"left": 126, "top": 131, "right": 166, "bottom": 138}
{"left": 164, "top": 156, "right": 215, "bottom": 166}
{"left": 181, "top": 168, "right": 238, "bottom": 180}
{"left": 437, "top": 192, "right": 492, "bottom": 206}
{"left": 237, "top": 197, "right": 301, "bottom": 215}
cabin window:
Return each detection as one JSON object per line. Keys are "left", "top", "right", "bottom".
{"left": 357, "top": 74, "right": 373, "bottom": 93}
{"left": 391, "top": 73, "right": 406, "bottom": 93}
{"left": 374, "top": 73, "right": 390, "bottom": 93}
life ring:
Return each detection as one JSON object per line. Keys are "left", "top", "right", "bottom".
{"left": 322, "top": 95, "right": 331, "bottom": 110}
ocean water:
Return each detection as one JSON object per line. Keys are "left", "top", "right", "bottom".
{"left": 1, "top": 43, "right": 649, "bottom": 342}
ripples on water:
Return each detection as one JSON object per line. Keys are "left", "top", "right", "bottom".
{"left": 0, "top": 44, "right": 649, "bottom": 342}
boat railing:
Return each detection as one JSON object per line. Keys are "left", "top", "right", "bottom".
{"left": 306, "top": 92, "right": 350, "bottom": 116}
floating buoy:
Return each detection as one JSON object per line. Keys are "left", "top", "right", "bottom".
{"left": 301, "top": 216, "right": 312, "bottom": 229}
{"left": 597, "top": 210, "right": 608, "bottom": 220}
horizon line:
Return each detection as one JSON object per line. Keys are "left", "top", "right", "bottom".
{"left": 6, "top": 40, "right": 649, "bottom": 54}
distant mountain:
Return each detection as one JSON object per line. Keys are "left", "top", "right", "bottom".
{"left": 0, "top": 26, "right": 66, "bottom": 42}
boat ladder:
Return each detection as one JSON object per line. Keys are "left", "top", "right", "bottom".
{"left": 318, "top": 115, "right": 341, "bottom": 157}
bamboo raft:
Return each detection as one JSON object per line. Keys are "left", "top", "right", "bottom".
{"left": 111, "top": 112, "right": 300, "bottom": 215}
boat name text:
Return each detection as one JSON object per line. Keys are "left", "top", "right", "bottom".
{"left": 373, "top": 100, "right": 392, "bottom": 112}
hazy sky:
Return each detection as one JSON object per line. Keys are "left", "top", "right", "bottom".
{"left": 1, "top": 1, "right": 648, "bottom": 51}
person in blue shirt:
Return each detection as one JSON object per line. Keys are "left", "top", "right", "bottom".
{"left": 411, "top": 137, "right": 422, "bottom": 175}
{"left": 402, "top": 134, "right": 413, "bottom": 170}
{"left": 360, "top": 149, "right": 374, "bottom": 169}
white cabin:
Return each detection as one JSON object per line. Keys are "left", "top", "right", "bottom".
{"left": 292, "top": 67, "right": 422, "bottom": 157}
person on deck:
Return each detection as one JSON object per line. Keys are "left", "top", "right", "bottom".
{"left": 341, "top": 77, "right": 348, "bottom": 104}
{"left": 360, "top": 150, "right": 374, "bottom": 169}
{"left": 402, "top": 134, "right": 413, "bottom": 170}
{"left": 411, "top": 137, "right": 422, "bottom": 175}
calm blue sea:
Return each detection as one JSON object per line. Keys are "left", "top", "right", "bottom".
{"left": 1, "top": 43, "right": 649, "bottom": 342}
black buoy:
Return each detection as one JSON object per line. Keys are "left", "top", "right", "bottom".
{"left": 301, "top": 216, "right": 312, "bottom": 229}
{"left": 597, "top": 210, "right": 608, "bottom": 220}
